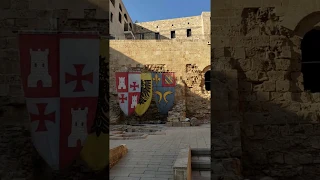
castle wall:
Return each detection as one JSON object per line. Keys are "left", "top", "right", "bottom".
{"left": 109, "top": 40, "right": 210, "bottom": 124}
{"left": 0, "top": 0, "right": 108, "bottom": 179}
{"left": 201, "top": 12, "right": 211, "bottom": 41}
{"left": 211, "top": 0, "right": 320, "bottom": 179}
{"left": 134, "top": 13, "right": 210, "bottom": 41}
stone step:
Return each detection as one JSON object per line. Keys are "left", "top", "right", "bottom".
{"left": 191, "top": 149, "right": 211, "bottom": 173}
{"left": 191, "top": 156, "right": 211, "bottom": 171}
{"left": 191, "top": 156, "right": 211, "bottom": 161}
{"left": 191, "top": 152, "right": 210, "bottom": 170}
{"left": 191, "top": 161, "right": 211, "bottom": 170}
{"left": 191, "top": 148, "right": 210, "bottom": 156}
{"left": 192, "top": 177, "right": 211, "bottom": 180}
{"left": 192, "top": 170, "right": 210, "bottom": 180}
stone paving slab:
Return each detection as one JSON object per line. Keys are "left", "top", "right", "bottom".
{"left": 110, "top": 124, "right": 210, "bottom": 179}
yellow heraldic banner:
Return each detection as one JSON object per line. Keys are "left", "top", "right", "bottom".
{"left": 80, "top": 38, "right": 109, "bottom": 171}
{"left": 135, "top": 72, "right": 153, "bottom": 116}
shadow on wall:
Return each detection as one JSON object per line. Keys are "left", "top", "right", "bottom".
{"left": 132, "top": 24, "right": 170, "bottom": 40}
{"left": 211, "top": 7, "right": 320, "bottom": 180}
{"left": 109, "top": 47, "right": 211, "bottom": 125}
{"left": 0, "top": 0, "right": 110, "bottom": 180}
{"left": 57, "top": 11, "right": 108, "bottom": 34}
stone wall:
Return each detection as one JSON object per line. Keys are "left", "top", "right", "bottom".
{"left": 0, "top": 0, "right": 108, "bottom": 179}
{"left": 201, "top": 12, "right": 211, "bottom": 41}
{"left": 110, "top": 40, "right": 210, "bottom": 124}
{"left": 211, "top": 0, "right": 320, "bottom": 179}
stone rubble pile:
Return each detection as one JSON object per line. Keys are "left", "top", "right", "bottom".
{"left": 166, "top": 99, "right": 190, "bottom": 127}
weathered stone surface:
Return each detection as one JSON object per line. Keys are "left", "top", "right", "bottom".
{"left": 109, "top": 144, "right": 128, "bottom": 169}
{"left": 173, "top": 147, "right": 191, "bottom": 180}
{"left": 212, "top": 4, "right": 320, "bottom": 180}
{"left": 0, "top": 0, "right": 11, "bottom": 9}
{"left": 182, "top": 122, "right": 190, "bottom": 127}
{"left": 262, "top": 81, "right": 276, "bottom": 92}
{"left": 173, "top": 121, "right": 182, "bottom": 127}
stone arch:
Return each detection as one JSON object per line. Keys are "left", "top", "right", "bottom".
{"left": 202, "top": 65, "right": 211, "bottom": 73}
{"left": 281, "top": 9, "right": 320, "bottom": 37}
{"left": 292, "top": 11, "right": 320, "bottom": 92}
{"left": 279, "top": 0, "right": 320, "bottom": 31}
{"left": 200, "top": 65, "right": 211, "bottom": 91}
{"left": 294, "top": 11, "right": 320, "bottom": 37}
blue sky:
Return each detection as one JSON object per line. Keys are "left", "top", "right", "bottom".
{"left": 122, "top": 0, "right": 210, "bottom": 22}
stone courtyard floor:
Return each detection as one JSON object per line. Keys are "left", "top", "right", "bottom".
{"left": 110, "top": 124, "right": 210, "bottom": 180}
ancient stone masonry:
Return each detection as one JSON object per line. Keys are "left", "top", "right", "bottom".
{"left": 212, "top": 1, "right": 320, "bottom": 179}
{"left": 110, "top": 40, "right": 210, "bottom": 124}
{"left": 185, "top": 64, "right": 210, "bottom": 121}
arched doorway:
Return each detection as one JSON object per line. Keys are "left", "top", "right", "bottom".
{"left": 293, "top": 11, "right": 320, "bottom": 38}
{"left": 200, "top": 65, "right": 211, "bottom": 91}
{"left": 204, "top": 70, "right": 210, "bottom": 91}
{"left": 301, "top": 28, "right": 320, "bottom": 92}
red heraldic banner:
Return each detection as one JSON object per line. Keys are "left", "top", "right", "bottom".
{"left": 19, "top": 33, "right": 100, "bottom": 170}
{"left": 115, "top": 71, "right": 141, "bottom": 116}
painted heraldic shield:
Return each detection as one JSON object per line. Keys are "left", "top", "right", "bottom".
{"left": 81, "top": 38, "right": 110, "bottom": 171}
{"left": 19, "top": 32, "right": 100, "bottom": 170}
{"left": 115, "top": 71, "right": 141, "bottom": 116}
{"left": 135, "top": 72, "right": 153, "bottom": 116}
{"left": 152, "top": 72, "right": 176, "bottom": 114}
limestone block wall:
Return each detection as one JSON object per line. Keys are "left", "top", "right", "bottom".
{"left": 201, "top": 12, "right": 211, "bottom": 41}
{"left": 110, "top": 40, "right": 210, "bottom": 123}
{"left": 211, "top": 0, "right": 320, "bottom": 179}
{"left": 134, "top": 13, "right": 210, "bottom": 40}
{"left": 0, "top": 0, "right": 108, "bottom": 179}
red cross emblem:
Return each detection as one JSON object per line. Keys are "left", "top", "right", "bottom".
{"left": 130, "top": 82, "right": 139, "bottom": 91}
{"left": 65, "top": 64, "right": 93, "bottom": 92}
{"left": 30, "top": 103, "right": 56, "bottom": 132}
{"left": 119, "top": 94, "right": 127, "bottom": 103}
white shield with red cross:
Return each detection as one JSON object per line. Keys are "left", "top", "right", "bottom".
{"left": 115, "top": 71, "right": 141, "bottom": 116}
{"left": 19, "top": 32, "right": 99, "bottom": 170}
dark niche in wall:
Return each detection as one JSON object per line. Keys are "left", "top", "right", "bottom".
{"left": 204, "top": 70, "right": 210, "bottom": 91}
{"left": 301, "top": 28, "right": 320, "bottom": 92}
